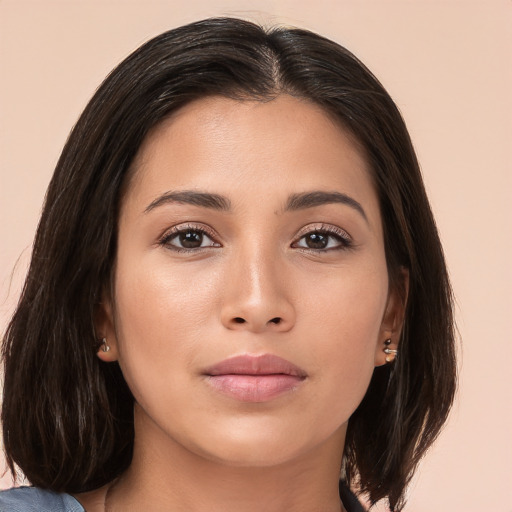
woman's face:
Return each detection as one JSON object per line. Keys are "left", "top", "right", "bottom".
{"left": 99, "top": 95, "right": 402, "bottom": 467}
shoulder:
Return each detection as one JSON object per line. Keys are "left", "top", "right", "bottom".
{"left": 0, "top": 486, "right": 84, "bottom": 512}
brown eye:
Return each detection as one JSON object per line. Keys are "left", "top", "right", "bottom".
{"left": 304, "top": 233, "right": 328, "bottom": 249}
{"left": 293, "top": 228, "right": 352, "bottom": 251}
{"left": 161, "top": 227, "right": 220, "bottom": 251}
{"left": 179, "top": 230, "right": 204, "bottom": 248}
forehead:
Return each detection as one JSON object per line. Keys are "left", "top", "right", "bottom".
{"left": 124, "top": 94, "right": 379, "bottom": 223}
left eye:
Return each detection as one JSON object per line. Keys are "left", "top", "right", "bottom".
{"left": 163, "top": 229, "right": 218, "bottom": 250}
{"left": 293, "top": 230, "right": 350, "bottom": 250}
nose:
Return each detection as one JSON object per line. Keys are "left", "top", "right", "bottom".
{"left": 220, "top": 249, "right": 296, "bottom": 334}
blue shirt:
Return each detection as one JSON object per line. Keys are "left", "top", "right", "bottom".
{"left": 0, "top": 487, "right": 84, "bottom": 511}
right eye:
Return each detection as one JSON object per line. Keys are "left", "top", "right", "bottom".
{"left": 159, "top": 225, "right": 221, "bottom": 252}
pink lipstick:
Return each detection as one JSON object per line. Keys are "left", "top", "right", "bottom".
{"left": 203, "top": 354, "right": 307, "bottom": 402}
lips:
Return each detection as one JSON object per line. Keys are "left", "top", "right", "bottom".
{"left": 203, "top": 354, "right": 307, "bottom": 402}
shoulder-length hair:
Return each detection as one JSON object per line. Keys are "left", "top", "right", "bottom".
{"left": 2, "top": 17, "right": 456, "bottom": 511}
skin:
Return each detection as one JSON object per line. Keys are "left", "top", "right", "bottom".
{"left": 82, "top": 95, "right": 405, "bottom": 512}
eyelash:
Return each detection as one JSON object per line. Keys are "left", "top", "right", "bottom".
{"left": 158, "top": 223, "right": 220, "bottom": 253}
{"left": 158, "top": 223, "right": 353, "bottom": 253}
{"left": 291, "top": 224, "right": 353, "bottom": 252}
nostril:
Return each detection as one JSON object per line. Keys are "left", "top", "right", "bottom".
{"left": 234, "top": 317, "right": 246, "bottom": 324}
{"left": 269, "top": 317, "right": 282, "bottom": 324}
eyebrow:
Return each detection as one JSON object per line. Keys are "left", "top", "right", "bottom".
{"left": 144, "top": 189, "right": 367, "bottom": 222}
{"left": 285, "top": 191, "right": 368, "bottom": 222}
{"left": 144, "top": 190, "right": 231, "bottom": 213}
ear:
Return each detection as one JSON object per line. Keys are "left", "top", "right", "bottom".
{"left": 94, "top": 291, "right": 119, "bottom": 363}
{"left": 374, "top": 268, "right": 409, "bottom": 367}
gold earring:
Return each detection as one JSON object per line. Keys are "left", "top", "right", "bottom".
{"left": 100, "top": 338, "right": 110, "bottom": 352}
{"left": 383, "top": 338, "right": 397, "bottom": 363}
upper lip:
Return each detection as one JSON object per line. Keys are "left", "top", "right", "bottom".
{"left": 204, "top": 354, "right": 307, "bottom": 378}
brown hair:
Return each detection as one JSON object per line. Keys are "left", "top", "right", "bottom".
{"left": 2, "top": 17, "right": 456, "bottom": 511}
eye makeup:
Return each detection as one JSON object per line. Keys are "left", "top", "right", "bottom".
{"left": 157, "top": 220, "right": 354, "bottom": 255}
{"left": 292, "top": 223, "right": 353, "bottom": 252}
{"left": 158, "top": 223, "right": 221, "bottom": 253}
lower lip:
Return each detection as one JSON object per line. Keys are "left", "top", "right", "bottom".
{"left": 206, "top": 374, "right": 304, "bottom": 402}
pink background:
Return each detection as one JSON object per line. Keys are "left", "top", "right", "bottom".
{"left": 1, "top": 1, "right": 511, "bottom": 510}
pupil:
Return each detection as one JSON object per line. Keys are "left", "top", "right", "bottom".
{"left": 180, "top": 230, "right": 203, "bottom": 248}
{"left": 306, "top": 233, "right": 328, "bottom": 249}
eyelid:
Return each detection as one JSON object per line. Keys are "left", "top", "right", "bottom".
{"left": 292, "top": 223, "right": 353, "bottom": 250}
{"left": 157, "top": 222, "right": 353, "bottom": 252}
{"left": 158, "top": 222, "right": 221, "bottom": 249}
{"left": 295, "top": 223, "right": 351, "bottom": 240}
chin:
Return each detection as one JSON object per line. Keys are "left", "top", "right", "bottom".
{"left": 188, "top": 420, "right": 339, "bottom": 469}
{"left": 201, "top": 441, "right": 305, "bottom": 468}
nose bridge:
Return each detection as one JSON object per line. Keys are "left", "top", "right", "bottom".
{"left": 244, "top": 245, "right": 278, "bottom": 307}
{"left": 221, "top": 235, "right": 295, "bottom": 333}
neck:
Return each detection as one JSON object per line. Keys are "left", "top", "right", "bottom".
{"left": 107, "top": 405, "right": 346, "bottom": 512}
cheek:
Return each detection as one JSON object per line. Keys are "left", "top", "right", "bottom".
{"left": 111, "top": 256, "right": 223, "bottom": 399}
{"left": 115, "top": 255, "right": 220, "bottom": 336}
{"left": 299, "top": 265, "right": 388, "bottom": 408}
{"left": 301, "top": 260, "right": 388, "bottom": 344}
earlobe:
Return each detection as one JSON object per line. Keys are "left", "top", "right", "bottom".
{"left": 94, "top": 294, "right": 119, "bottom": 362}
{"left": 100, "top": 338, "right": 110, "bottom": 353}
{"left": 374, "top": 268, "right": 409, "bottom": 367}
{"left": 375, "top": 337, "right": 399, "bottom": 367}
{"left": 383, "top": 338, "right": 398, "bottom": 363}
{"left": 96, "top": 336, "right": 118, "bottom": 362}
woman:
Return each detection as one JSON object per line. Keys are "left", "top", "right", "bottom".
{"left": 0, "top": 17, "right": 456, "bottom": 512}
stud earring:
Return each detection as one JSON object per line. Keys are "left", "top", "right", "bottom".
{"left": 100, "top": 338, "right": 110, "bottom": 353}
{"left": 383, "top": 338, "right": 398, "bottom": 363}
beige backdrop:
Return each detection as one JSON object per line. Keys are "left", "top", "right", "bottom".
{"left": 1, "top": 1, "right": 511, "bottom": 511}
